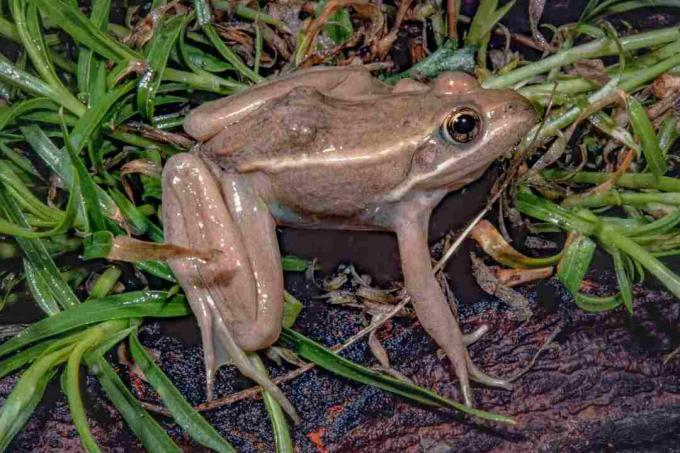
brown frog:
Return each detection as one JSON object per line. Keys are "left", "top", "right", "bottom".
{"left": 163, "top": 66, "right": 535, "bottom": 415}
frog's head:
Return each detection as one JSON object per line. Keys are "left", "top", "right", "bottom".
{"left": 394, "top": 72, "right": 535, "bottom": 198}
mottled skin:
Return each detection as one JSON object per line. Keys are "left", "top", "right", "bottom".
{"left": 163, "top": 66, "right": 535, "bottom": 408}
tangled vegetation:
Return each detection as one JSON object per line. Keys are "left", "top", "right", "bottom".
{"left": 0, "top": 0, "right": 680, "bottom": 451}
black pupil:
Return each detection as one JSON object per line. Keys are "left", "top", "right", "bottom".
{"left": 452, "top": 114, "right": 476, "bottom": 134}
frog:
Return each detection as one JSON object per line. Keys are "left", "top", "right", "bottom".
{"left": 162, "top": 65, "right": 535, "bottom": 413}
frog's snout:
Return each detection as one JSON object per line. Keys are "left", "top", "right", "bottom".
{"left": 497, "top": 90, "right": 537, "bottom": 127}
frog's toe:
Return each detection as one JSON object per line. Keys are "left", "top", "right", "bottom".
{"left": 466, "top": 355, "right": 513, "bottom": 391}
{"left": 463, "top": 324, "right": 489, "bottom": 346}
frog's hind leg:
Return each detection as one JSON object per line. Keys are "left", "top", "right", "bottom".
{"left": 162, "top": 153, "right": 298, "bottom": 422}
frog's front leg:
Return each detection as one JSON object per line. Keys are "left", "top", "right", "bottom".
{"left": 162, "top": 153, "right": 297, "bottom": 421}
{"left": 394, "top": 201, "right": 511, "bottom": 407}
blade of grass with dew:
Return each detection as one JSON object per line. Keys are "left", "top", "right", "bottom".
{"left": 0, "top": 52, "right": 85, "bottom": 116}
{"left": 0, "top": 292, "right": 189, "bottom": 358}
{"left": 609, "top": 245, "right": 634, "bottom": 313}
{"left": 0, "top": 339, "right": 52, "bottom": 379}
{"left": 138, "top": 15, "right": 187, "bottom": 121}
{"left": 0, "top": 188, "right": 80, "bottom": 310}
{"left": 249, "top": 353, "right": 293, "bottom": 453}
{"left": 65, "top": 320, "right": 128, "bottom": 453}
{"left": 23, "top": 260, "right": 60, "bottom": 315}
{"left": 60, "top": 116, "right": 107, "bottom": 231}
{"left": 515, "top": 187, "right": 597, "bottom": 235}
{"left": 278, "top": 328, "right": 514, "bottom": 424}
{"left": 70, "top": 80, "right": 135, "bottom": 154}
{"left": 0, "top": 143, "right": 40, "bottom": 180}
{"left": 627, "top": 95, "right": 668, "bottom": 179}
{"left": 129, "top": 331, "right": 235, "bottom": 453}
{"left": 84, "top": 352, "right": 182, "bottom": 453}
{"left": 77, "top": 0, "right": 111, "bottom": 101}
{"left": 29, "top": 0, "right": 138, "bottom": 63}
{"left": 10, "top": 0, "right": 65, "bottom": 92}
{"left": 0, "top": 347, "right": 70, "bottom": 450}
{"left": 0, "top": 160, "right": 62, "bottom": 222}
{"left": 557, "top": 233, "right": 596, "bottom": 295}
{"left": 603, "top": 225, "right": 680, "bottom": 299}
{"left": 0, "top": 98, "right": 57, "bottom": 132}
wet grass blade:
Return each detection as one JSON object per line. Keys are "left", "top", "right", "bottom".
{"left": 84, "top": 352, "right": 182, "bottom": 453}
{"left": 0, "top": 347, "right": 69, "bottom": 450}
{"left": 0, "top": 188, "right": 80, "bottom": 311}
{"left": 138, "top": 15, "right": 186, "bottom": 120}
{"left": 0, "top": 339, "right": 52, "bottom": 379}
{"left": 0, "top": 98, "right": 57, "bottom": 132}
{"left": 0, "top": 52, "right": 85, "bottom": 116}
{"left": 77, "top": 0, "right": 111, "bottom": 100}
{"left": 59, "top": 116, "right": 106, "bottom": 231}
{"left": 278, "top": 328, "right": 515, "bottom": 424}
{"left": 627, "top": 96, "right": 668, "bottom": 180}
{"left": 249, "top": 353, "right": 293, "bottom": 453}
{"left": 202, "top": 23, "right": 262, "bottom": 83}
{"left": 129, "top": 331, "right": 235, "bottom": 453}
{"left": 515, "top": 187, "right": 597, "bottom": 235}
{"left": 10, "top": 0, "right": 65, "bottom": 92}
{"left": 0, "top": 291, "right": 188, "bottom": 358}
{"left": 24, "top": 260, "right": 61, "bottom": 315}
{"left": 28, "top": 0, "right": 139, "bottom": 63}
{"left": 20, "top": 124, "right": 74, "bottom": 187}
{"left": 65, "top": 320, "right": 128, "bottom": 453}
{"left": 557, "top": 233, "right": 596, "bottom": 295}
{"left": 70, "top": 80, "right": 135, "bottom": 154}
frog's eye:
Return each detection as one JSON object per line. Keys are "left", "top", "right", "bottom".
{"left": 442, "top": 109, "right": 481, "bottom": 144}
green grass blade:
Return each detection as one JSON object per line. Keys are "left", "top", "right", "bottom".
{"left": 250, "top": 353, "right": 293, "bottom": 453}
{"left": 0, "top": 98, "right": 57, "bottom": 132}
{"left": 627, "top": 96, "right": 668, "bottom": 180}
{"left": 10, "top": 0, "right": 65, "bottom": 92}
{"left": 23, "top": 259, "right": 62, "bottom": 316}
{"left": 65, "top": 320, "right": 128, "bottom": 453}
{"left": 0, "top": 164, "right": 79, "bottom": 238}
{"left": 0, "top": 188, "right": 80, "bottom": 311}
{"left": 84, "top": 352, "right": 182, "bottom": 453}
{"left": 0, "top": 52, "right": 85, "bottom": 116}
{"left": 70, "top": 80, "right": 135, "bottom": 154}
{"left": 557, "top": 233, "right": 595, "bottom": 295}
{"left": 28, "top": 0, "right": 139, "bottom": 63}
{"left": 278, "top": 328, "right": 515, "bottom": 424}
{"left": 59, "top": 116, "right": 106, "bottom": 231}
{"left": 611, "top": 246, "right": 634, "bottom": 313}
{"left": 0, "top": 291, "right": 189, "bottom": 358}
{"left": 0, "top": 347, "right": 69, "bottom": 450}
{"left": 202, "top": 23, "right": 262, "bottom": 83}
{"left": 0, "top": 339, "right": 52, "bottom": 379}
{"left": 138, "top": 15, "right": 186, "bottom": 120}
{"left": 604, "top": 226, "right": 680, "bottom": 300}
{"left": 129, "top": 331, "right": 235, "bottom": 453}
{"left": 20, "top": 124, "right": 74, "bottom": 186}
{"left": 77, "top": 0, "right": 111, "bottom": 100}
{"left": 515, "top": 187, "right": 597, "bottom": 235}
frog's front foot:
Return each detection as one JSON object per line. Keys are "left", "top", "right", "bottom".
{"left": 395, "top": 212, "right": 510, "bottom": 406}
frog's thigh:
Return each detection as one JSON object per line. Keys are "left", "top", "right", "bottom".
{"left": 162, "top": 154, "right": 281, "bottom": 354}
{"left": 217, "top": 170, "right": 284, "bottom": 350}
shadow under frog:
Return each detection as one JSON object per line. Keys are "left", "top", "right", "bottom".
{"left": 162, "top": 65, "right": 535, "bottom": 419}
